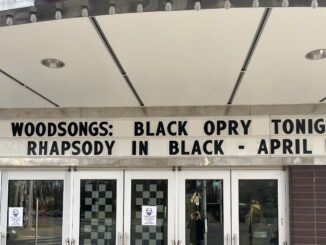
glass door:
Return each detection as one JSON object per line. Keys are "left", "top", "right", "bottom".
{"left": 178, "top": 170, "right": 231, "bottom": 245}
{"left": 231, "top": 170, "right": 286, "bottom": 245}
{"left": 0, "top": 171, "right": 71, "bottom": 245}
{"left": 71, "top": 170, "right": 123, "bottom": 245}
{"left": 124, "top": 170, "right": 175, "bottom": 245}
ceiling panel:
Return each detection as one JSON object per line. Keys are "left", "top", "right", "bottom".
{"left": 0, "top": 18, "right": 138, "bottom": 107}
{"left": 0, "top": 73, "right": 51, "bottom": 108}
{"left": 235, "top": 8, "right": 326, "bottom": 105}
{"left": 96, "top": 9, "right": 263, "bottom": 106}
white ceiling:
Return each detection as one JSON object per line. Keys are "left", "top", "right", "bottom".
{"left": 97, "top": 9, "right": 263, "bottom": 106}
{"left": 0, "top": 18, "right": 138, "bottom": 108}
{"left": 0, "top": 8, "right": 325, "bottom": 108}
{"left": 0, "top": 72, "right": 50, "bottom": 108}
{"left": 235, "top": 8, "right": 326, "bottom": 105}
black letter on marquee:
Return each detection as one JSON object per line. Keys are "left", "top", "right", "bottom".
{"left": 283, "top": 120, "right": 294, "bottom": 134}
{"left": 72, "top": 141, "right": 81, "bottom": 155}
{"left": 39, "top": 141, "right": 48, "bottom": 155}
{"left": 178, "top": 121, "right": 188, "bottom": 136}
{"left": 282, "top": 139, "right": 293, "bottom": 154}
{"left": 228, "top": 121, "right": 239, "bottom": 135}
{"left": 132, "top": 141, "right": 148, "bottom": 155}
{"left": 216, "top": 121, "right": 227, "bottom": 135}
{"left": 241, "top": 120, "right": 252, "bottom": 135}
{"left": 99, "top": 122, "right": 109, "bottom": 136}
{"left": 214, "top": 140, "right": 224, "bottom": 155}
{"left": 105, "top": 141, "right": 115, "bottom": 155}
{"left": 134, "top": 122, "right": 144, "bottom": 136}
{"left": 50, "top": 141, "right": 60, "bottom": 155}
{"left": 257, "top": 139, "right": 268, "bottom": 155}
{"left": 271, "top": 119, "right": 282, "bottom": 134}
{"left": 11, "top": 122, "right": 24, "bottom": 137}
{"left": 203, "top": 121, "right": 214, "bottom": 136}
{"left": 61, "top": 141, "right": 71, "bottom": 155}
{"left": 315, "top": 119, "right": 325, "bottom": 134}
{"left": 303, "top": 139, "right": 312, "bottom": 154}
{"left": 169, "top": 141, "right": 179, "bottom": 155}
{"left": 271, "top": 139, "right": 281, "bottom": 154}
{"left": 27, "top": 141, "right": 37, "bottom": 155}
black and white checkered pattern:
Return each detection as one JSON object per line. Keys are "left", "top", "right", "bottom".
{"left": 133, "top": 183, "right": 165, "bottom": 245}
{"left": 80, "top": 181, "right": 114, "bottom": 245}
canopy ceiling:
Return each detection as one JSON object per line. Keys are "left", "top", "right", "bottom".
{"left": 0, "top": 1, "right": 325, "bottom": 108}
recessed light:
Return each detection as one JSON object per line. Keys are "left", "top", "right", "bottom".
{"left": 305, "top": 49, "right": 326, "bottom": 60}
{"left": 41, "top": 58, "right": 65, "bottom": 68}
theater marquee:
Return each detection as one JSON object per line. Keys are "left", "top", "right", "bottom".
{"left": 0, "top": 115, "right": 325, "bottom": 157}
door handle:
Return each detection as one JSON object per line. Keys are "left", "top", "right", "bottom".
{"left": 71, "top": 239, "right": 76, "bottom": 245}
{"left": 65, "top": 238, "right": 70, "bottom": 245}
{"left": 226, "top": 233, "right": 230, "bottom": 245}
{"left": 177, "top": 240, "right": 182, "bottom": 245}
{"left": 0, "top": 232, "right": 4, "bottom": 245}
{"left": 124, "top": 232, "right": 129, "bottom": 245}
{"left": 118, "top": 232, "right": 123, "bottom": 245}
{"left": 232, "top": 234, "right": 237, "bottom": 245}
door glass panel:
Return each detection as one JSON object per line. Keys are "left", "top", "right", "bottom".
{"left": 130, "top": 180, "right": 168, "bottom": 245}
{"left": 79, "top": 180, "right": 117, "bottom": 245}
{"left": 239, "top": 180, "right": 278, "bottom": 245}
{"left": 7, "top": 180, "right": 63, "bottom": 245}
{"left": 185, "top": 180, "right": 224, "bottom": 245}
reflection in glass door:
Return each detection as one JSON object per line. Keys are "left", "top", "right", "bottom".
{"left": 178, "top": 171, "right": 231, "bottom": 245}
{"left": 185, "top": 180, "right": 224, "bottom": 245}
{"left": 238, "top": 180, "right": 278, "bottom": 245}
{"left": 0, "top": 171, "right": 71, "bottom": 245}
{"left": 7, "top": 180, "right": 64, "bottom": 245}
{"left": 232, "top": 170, "right": 286, "bottom": 245}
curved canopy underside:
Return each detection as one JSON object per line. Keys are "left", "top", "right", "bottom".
{"left": 0, "top": 0, "right": 324, "bottom": 28}
{"left": 0, "top": 2, "right": 325, "bottom": 109}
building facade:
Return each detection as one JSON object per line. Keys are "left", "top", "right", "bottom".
{"left": 0, "top": 1, "right": 325, "bottom": 245}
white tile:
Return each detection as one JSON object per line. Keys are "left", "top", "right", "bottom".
{"left": 0, "top": 18, "right": 138, "bottom": 107}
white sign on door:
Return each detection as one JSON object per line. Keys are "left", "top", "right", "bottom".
{"left": 142, "top": 206, "right": 157, "bottom": 226}
{"left": 8, "top": 207, "right": 23, "bottom": 227}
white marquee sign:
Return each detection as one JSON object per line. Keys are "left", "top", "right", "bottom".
{"left": 0, "top": 115, "right": 325, "bottom": 157}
